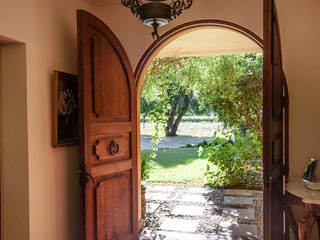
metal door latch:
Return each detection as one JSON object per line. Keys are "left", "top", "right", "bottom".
{"left": 78, "top": 168, "right": 94, "bottom": 184}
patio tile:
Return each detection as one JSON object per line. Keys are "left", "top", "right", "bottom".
{"left": 181, "top": 194, "right": 210, "bottom": 204}
{"left": 185, "top": 187, "right": 212, "bottom": 194}
{"left": 171, "top": 204, "right": 205, "bottom": 216}
{"left": 222, "top": 208, "right": 255, "bottom": 220}
{"left": 218, "top": 220, "right": 258, "bottom": 238}
{"left": 225, "top": 189, "right": 254, "bottom": 197}
{"left": 160, "top": 218, "right": 199, "bottom": 232}
{"left": 224, "top": 197, "right": 253, "bottom": 206}
{"left": 147, "top": 185, "right": 177, "bottom": 192}
{"left": 146, "top": 203, "right": 160, "bottom": 213}
{"left": 145, "top": 192, "right": 169, "bottom": 201}
{"left": 139, "top": 230, "right": 258, "bottom": 240}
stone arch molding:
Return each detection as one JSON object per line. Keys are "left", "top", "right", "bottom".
{"left": 134, "top": 19, "right": 263, "bottom": 91}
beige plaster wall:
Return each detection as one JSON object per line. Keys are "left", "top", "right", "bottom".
{"left": 0, "top": 44, "right": 29, "bottom": 240}
{"left": 0, "top": 1, "right": 263, "bottom": 239}
{"left": 276, "top": 0, "right": 320, "bottom": 238}
{"left": 92, "top": 0, "right": 263, "bottom": 68}
{"left": 277, "top": 0, "right": 320, "bottom": 178}
{"left": 0, "top": 0, "right": 95, "bottom": 239}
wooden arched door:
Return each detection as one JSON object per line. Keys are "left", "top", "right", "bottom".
{"left": 263, "top": 0, "right": 289, "bottom": 239}
{"left": 77, "top": 10, "right": 138, "bottom": 240}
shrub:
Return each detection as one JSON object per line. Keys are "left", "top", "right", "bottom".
{"left": 185, "top": 143, "right": 193, "bottom": 148}
{"left": 184, "top": 140, "right": 209, "bottom": 148}
{"left": 196, "top": 140, "right": 209, "bottom": 148}
{"left": 141, "top": 153, "right": 151, "bottom": 181}
{"left": 199, "top": 131, "right": 262, "bottom": 187}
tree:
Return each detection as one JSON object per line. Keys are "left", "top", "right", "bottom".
{"left": 142, "top": 53, "right": 263, "bottom": 138}
{"left": 196, "top": 53, "right": 263, "bottom": 136}
{"left": 142, "top": 57, "right": 202, "bottom": 136}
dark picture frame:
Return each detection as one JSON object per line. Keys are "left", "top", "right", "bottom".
{"left": 52, "top": 71, "right": 79, "bottom": 147}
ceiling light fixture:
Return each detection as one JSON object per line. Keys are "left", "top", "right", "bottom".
{"left": 121, "top": 0, "right": 192, "bottom": 40}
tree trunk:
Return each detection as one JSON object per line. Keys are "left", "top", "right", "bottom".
{"left": 165, "top": 100, "right": 178, "bottom": 136}
{"left": 167, "top": 95, "right": 192, "bottom": 136}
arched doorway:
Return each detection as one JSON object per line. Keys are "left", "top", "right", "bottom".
{"left": 135, "top": 20, "right": 264, "bottom": 238}
{"left": 77, "top": 7, "right": 288, "bottom": 239}
{"left": 135, "top": 20, "right": 263, "bottom": 86}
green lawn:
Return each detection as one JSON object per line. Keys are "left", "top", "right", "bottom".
{"left": 142, "top": 148, "right": 207, "bottom": 184}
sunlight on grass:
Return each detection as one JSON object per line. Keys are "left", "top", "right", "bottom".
{"left": 142, "top": 148, "right": 207, "bottom": 184}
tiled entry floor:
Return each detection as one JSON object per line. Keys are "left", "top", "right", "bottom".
{"left": 139, "top": 184, "right": 263, "bottom": 240}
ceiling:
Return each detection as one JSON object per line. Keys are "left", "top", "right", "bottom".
{"left": 85, "top": 1, "right": 262, "bottom": 57}
{"left": 157, "top": 27, "right": 262, "bottom": 57}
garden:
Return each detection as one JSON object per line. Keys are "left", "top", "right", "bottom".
{"left": 139, "top": 53, "right": 264, "bottom": 239}
{"left": 140, "top": 53, "right": 263, "bottom": 190}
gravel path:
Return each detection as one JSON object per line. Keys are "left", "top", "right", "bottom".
{"left": 140, "top": 136, "right": 214, "bottom": 150}
{"left": 140, "top": 122, "right": 224, "bottom": 138}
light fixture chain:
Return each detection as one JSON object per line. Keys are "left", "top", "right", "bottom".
{"left": 121, "top": 0, "right": 193, "bottom": 40}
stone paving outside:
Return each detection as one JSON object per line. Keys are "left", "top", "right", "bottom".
{"left": 140, "top": 136, "right": 215, "bottom": 150}
{"left": 139, "top": 184, "right": 263, "bottom": 240}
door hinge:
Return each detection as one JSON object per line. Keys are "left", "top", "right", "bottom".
{"left": 282, "top": 96, "right": 288, "bottom": 108}
{"left": 283, "top": 165, "right": 287, "bottom": 176}
{"left": 283, "top": 232, "right": 287, "bottom": 240}
{"left": 266, "top": 171, "right": 273, "bottom": 191}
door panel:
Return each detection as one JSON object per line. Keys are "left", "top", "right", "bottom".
{"left": 91, "top": 133, "right": 131, "bottom": 163}
{"left": 78, "top": 10, "right": 138, "bottom": 240}
{"left": 95, "top": 171, "right": 132, "bottom": 240}
{"left": 263, "top": 0, "right": 289, "bottom": 239}
{"left": 91, "top": 32, "right": 130, "bottom": 121}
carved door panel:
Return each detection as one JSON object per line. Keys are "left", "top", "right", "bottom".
{"left": 77, "top": 10, "right": 138, "bottom": 240}
{"left": 263, "top": 0, "right": 289, "bottom": 239}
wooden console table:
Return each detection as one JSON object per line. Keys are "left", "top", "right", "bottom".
{"left": 285, "top": 178, "right": 320, "bottom": 240}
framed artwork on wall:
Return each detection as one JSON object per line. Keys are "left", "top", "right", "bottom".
{"left": 52, "top": 71, "right": 79, "bottom": 147}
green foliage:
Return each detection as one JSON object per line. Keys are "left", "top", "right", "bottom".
{"left": 142, "top": 57, "right": 199, "bottom": 102}
{"left": 141, "top": 153, "right": 151, "bottom": 181}
{"left": 184, "top": 140, "right": 209, "bottom": 149}
{"left": 199, "top": 131, "right": 262, "bottom": 187}
{"left": 148, "top": 92, "right": 169, "bottom": 157}
{"left": 196, "top": 53, "right": 263, "bottom": 136}
{"left": 141, "top": 53, "right": 263, "bottom": 138}
{"left": 140, "top": 98, "right": 157, "bottom": 122}
{"left": 196, "top": 140, "right": 209, "bottom": 148}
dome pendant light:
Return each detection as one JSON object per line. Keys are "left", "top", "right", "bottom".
{"left": 121, "top": 0, "right": 192, "bottom": 40}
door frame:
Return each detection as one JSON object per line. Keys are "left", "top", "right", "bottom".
{"left": 134, "top": 19, "right": 264, "bottom": 229}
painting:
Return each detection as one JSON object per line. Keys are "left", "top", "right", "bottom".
{"left": 52, "top": 71, "right": 79, "bottom": 147}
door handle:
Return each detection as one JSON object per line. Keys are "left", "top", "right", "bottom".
{"left": 110, "top": 140, "right": 119, "bottom": 155}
